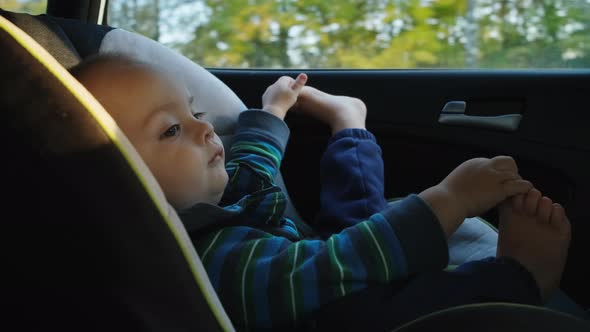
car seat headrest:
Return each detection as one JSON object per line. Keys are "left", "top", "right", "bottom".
{"left": 0, "top": 15, "right": 233, "bottom": 331}
{"left": 100, "top": 28, "right": 246, "bottom": 136}
{"left": 0, "top": 9, "right": 81, "bottom": 67}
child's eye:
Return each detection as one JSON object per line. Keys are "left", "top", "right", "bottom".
{"left": 193, "top": 112, "right": 206, "bottom": 120}
{"left": 161, "top": 124, "right": 180, "bottom": 138}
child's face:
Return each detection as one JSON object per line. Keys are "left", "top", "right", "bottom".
{"left": 82, "top": 65, "right": 228, "bottom": 209}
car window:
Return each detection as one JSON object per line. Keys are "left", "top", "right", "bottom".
{"left": 108, "top": 0, "right": 590, "bottom": 69}
{"left": 0, "top": 0, "right": 46, "bottom": 15}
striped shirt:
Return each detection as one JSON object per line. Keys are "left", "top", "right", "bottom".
{"left": 190, "top": 110, "right": 448, "bottom": 330}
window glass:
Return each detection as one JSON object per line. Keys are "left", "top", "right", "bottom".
{"left": 108, "top": 0, "right": 590, "bottom": 69}
{"left": 0, "top": 0, "right": 46, "bottom": 15}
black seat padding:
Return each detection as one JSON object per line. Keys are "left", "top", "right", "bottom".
{"left": 1, "top": 9, "right": 112, "bottom": 66}
{"left": 0, "top": 17, "right": 226, "bottom": 331}
{"left": 392, "top": 303, "right": 590, "bottom": 332}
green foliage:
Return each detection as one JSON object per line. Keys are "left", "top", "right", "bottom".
{"left": 0, "top": 0, "right": 46, "bottom": 15}
{"left": 109, "top": 0, "right": 590, "bottom": 69}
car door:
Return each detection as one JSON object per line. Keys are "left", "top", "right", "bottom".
{"left": 209, "top": 68, "right": 590, "bottom": 309}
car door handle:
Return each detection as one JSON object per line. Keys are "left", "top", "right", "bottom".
{"left": 438, "top": 101, "right": 522, "bottom": 132}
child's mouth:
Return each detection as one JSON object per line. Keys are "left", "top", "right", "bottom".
{"left": 209, "top": 145, "right": 224, "bottom": 165}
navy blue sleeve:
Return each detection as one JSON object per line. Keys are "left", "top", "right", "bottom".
{"left": 316, "top": 129, "right": 388, "bottom": 237}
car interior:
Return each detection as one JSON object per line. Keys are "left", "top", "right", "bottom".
{"left": 2, "top": 0, "right": 590, "bottom": 331}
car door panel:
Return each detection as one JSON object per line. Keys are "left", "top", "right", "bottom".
{"left": 212, "top": 69, "right": 590, "bottom": 308}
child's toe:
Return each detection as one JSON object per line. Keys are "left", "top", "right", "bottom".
{"left": 550, "top": 203, "right": 571, "bottom": 236}
{"left": 537, "top": 196, "right": 553, "bottom": 223}
{"left": 524, "top": 188, "right": 542, "bottom": 216}
{"left": 511, "top": 194, "right": 525, "bottom": 213}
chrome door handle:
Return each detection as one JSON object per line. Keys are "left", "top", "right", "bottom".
{"left": 438, "top": 101, "right": 522, "bottom": 132}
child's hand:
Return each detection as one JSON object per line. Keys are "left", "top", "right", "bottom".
{"left": 262, "top": 73, "right": 307, "bottom": 120}
{"left": 420, "top": 156, "right": 532, "bottom": 237}
{"left": 442, "top": 156, "right": 532, "bottom": 217}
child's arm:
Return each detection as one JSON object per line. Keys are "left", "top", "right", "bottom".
{"left": 201, "top": 156, "right": 533, "bottom": 329}
{"left": 221, "top": 110, "right": 289, "bottom": 203}
{"left": 222, "top": 74, "right": 307, "bottom": 202}
{"left": 195, "top": 193, "right": 448, "bottom": 329}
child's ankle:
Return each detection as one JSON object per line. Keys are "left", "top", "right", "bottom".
{"left": 330, "top": 120, "right": 366, "bottom": 135}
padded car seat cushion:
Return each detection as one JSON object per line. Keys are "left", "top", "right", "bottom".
{"left": 100, "top": 28, "right": 244, "bottom": 136}
{"left": 0, "top": 15, "right": 233, "bottom": 331}
{"left": 0, "top": 8, "right": 112, "bottom": 66}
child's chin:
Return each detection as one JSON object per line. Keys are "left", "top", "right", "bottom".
{"left": 212, "top": 187, "right": 226, "bottom": 205}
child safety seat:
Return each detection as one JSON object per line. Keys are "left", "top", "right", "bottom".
{"left": 2, "top": 10, "right": 588, "bottom": 332}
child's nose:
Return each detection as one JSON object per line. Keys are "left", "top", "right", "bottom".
{"left": 194, "top": 119, "right": 215, "bottom": 144}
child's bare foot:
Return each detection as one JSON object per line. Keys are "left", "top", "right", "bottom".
{"left": 497, "top": 188, "right": 571, "bottom": 302}
{"left": 292, "top": 86, "right": 367, "bottom": 135}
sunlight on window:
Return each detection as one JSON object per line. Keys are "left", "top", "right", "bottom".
{"left": 108, "top": 0, "right": 590, "bottom": 70}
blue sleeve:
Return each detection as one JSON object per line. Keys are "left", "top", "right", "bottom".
{"left": 316, "top": 129, "right": 388, "bottom": 236}
{"left": 195, "top": 194, "right": 449, "bottom": 329}
{"left": 221, "top": 110, "right": 290, "bottom": 204}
